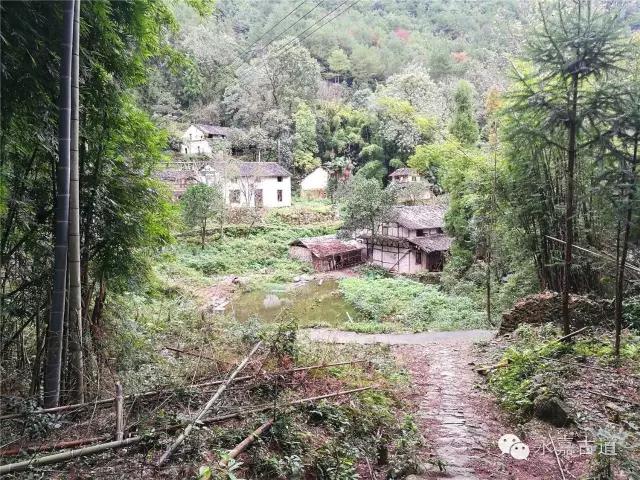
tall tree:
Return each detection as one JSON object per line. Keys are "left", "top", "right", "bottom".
{"left": 292, "top": 103, "right": 319, "bottom": 174}
{"left": 181, "top": 183, "right": 224, "bottom": 249}
{"left": 338, "top": 174, "right": 396, "bottom": 238}
{"left": 67, "top": 0, "right": 84, "bottom": 404}
{"left": 44, "top": 0, "right": 75, "bottom": 408}
{"left": 507, "top": 0, "right": 626, "bottom": 335}
{"left": 449, "top": 80, "right": 478, "bottom": 146}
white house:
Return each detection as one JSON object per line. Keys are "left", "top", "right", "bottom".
{"left": 201, "top": 161, "right": 292, "bottom": 208}
{"left": 181, "top": 124, "right": 231, "bottom": 155}
{"left": 388, "top": 167, "right": 434, "bottom": 204}
{"left": 358, "top": 199, "right": 453, "bottom": 273}
{"left": 300, "top": 167, "right": 329, "bottom": 199}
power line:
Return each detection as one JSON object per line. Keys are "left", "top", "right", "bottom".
{"left": 233, "top": 0, "right": 309, "bottom": 59}
{"left": 269, "top": 0, "right": 357, "bottom": 61}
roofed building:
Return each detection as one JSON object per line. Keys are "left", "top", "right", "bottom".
{"left": 359, "top": 199, "right": 453, "bottom": 273}
{"left": 289, "top": 235, "right": 365, "bottom": 272}
{"left": 156, "top": 169, "right": 202, "bottom": 199}
{"left": 201, "top": 161, "right": 292, "bottom": 208}
{"left": 388, "top": 167, "right": 434, "bottom": 204}
{"left": 181, "top": 124, "right": 231, "bottom": 155}
{"left": 300, "top": 166, "right": 329, "bottom": 199}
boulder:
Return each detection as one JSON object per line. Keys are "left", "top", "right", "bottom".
{"left": 533, "top": 395, "right": 573, "bottom": 427}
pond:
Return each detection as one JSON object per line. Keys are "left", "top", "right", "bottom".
{"left": 229, "top": 278, "right": 357, "bottom": 327}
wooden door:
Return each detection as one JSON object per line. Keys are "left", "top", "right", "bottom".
{"left": 255, "top": 189, "right": 263, "bottom": 208}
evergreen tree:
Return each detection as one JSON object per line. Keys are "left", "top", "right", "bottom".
{"left": 449, "top": 80, "right": 479, "bottom": 146}
{"left": 507, "top": 0, "right": 627, "bottom": 335}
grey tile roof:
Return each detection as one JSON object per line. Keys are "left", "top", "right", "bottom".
{"left": 290, "top": 235, "right": 364, "bottom": 258}
{"left": 205, "top": 161, "right": 291, "bottom": 178}
{"left": 410, "top": 234, "right": 454, "bottom": 253}
{"left": 389, "top": 199, "right": 448, "bottom": 229}
{"left": 195, "top": 124, "right": 231, "bottom": 136}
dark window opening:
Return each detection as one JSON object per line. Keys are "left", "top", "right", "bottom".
{"left": 415, "top": 251, "right": 422, "bottom": 265}
{"left": 230, "top": 190, "right": 241, "bottom": 204}
{"left": 277, "top": 189, "right": 283, "bottom": 202}
{"left": 382, "top": 225, "right": 389, "bottom": 235}
{"left": 277, "top": 176, "right": 283, "bottom": 182}
{"left": 416, "top": 229, "right": 424, "bottom": 237}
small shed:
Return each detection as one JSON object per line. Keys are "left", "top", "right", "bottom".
{"left": 289, "top": 235, "right": 365, "bottom": 272}
{"left": 300, "top": 167, "right": 329, "bottom": 199}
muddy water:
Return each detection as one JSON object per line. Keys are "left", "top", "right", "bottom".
{"left": 230, "top": 279, "right": 357, "bottom": 326}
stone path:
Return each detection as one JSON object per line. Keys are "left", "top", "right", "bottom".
{"left": 301, "top": 328, "right": 495, "bottom": 345}
{"left": 303, "top": 329, "right": 496, "bottom": 478}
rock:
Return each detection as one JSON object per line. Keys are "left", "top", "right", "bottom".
{"left": 534, "top": 395, "right": 573, "bottom": 427}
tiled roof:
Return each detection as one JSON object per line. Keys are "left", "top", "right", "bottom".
{"left": 156, "top": 169, "right": 200, "bottom": 181}
{"left": 204, "top": 161, "right": 291, "bottom": 178}
{"left": 195, "top": 124, "right": 231, "bottom": 136}
{"left": 389, "top": 199, "right": 448, "bottom": 229}
{"left": 411, "top": 234, "right": 453, "bottom": 253}
{"left": 389, "top": 167, "right": 418, "bottom": 177}
{"left": 290, "top": 235, "right": 364, "bottom": 258}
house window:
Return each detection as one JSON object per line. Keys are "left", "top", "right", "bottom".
{"left": 382, "top": 225, "right": 389, "bottom": 236}
{"left": 277, "top": 189, "right": 283, "bottom": 202}
{"left": 277, "top": 176, "right": 283, "bottom": 182}
{"left": 197, "top": 145, "right": 201, "bottom": 153}
{"left": 189, "top": 133, "right": 192, "bottom": 140}
{"left": 415, "top": 251, "right": 422, "bottom": 265}
{"left": 230, "top": 190, "right": 241, "bottom": 204}
{"left": 184, "top": 147, "right": 188, "bottom": 154}
{"left": 412, "top": 176, "right": 417, "bottom": 181}
{"left": 416, "top": 229, "right": 424, "bottom": 237}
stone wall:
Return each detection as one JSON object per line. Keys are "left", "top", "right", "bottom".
{"left": 498, "top": 291, "right": 613, "bottom": 335}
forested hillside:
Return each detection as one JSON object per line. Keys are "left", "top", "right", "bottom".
{"left": 144, "top": 0, "right": 529, "bottom": 179}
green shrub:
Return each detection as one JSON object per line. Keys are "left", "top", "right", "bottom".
{"left": 339, "top": 277, "right": 487, "bottom": 331}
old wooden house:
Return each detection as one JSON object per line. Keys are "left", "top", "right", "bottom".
{"left": 289, "top": 235, "right": 365, "bottom": 272}
{"left": 359, "top": 200, "right": 453, "bottom": 273}
{"left": 156, "top": 169, "right": 202, "bottom": 199}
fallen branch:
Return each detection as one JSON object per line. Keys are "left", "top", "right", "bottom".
{"left": 0, "top": 385, "right": 375, "bottom": 468}
{"left": 548, "top": 432, "right": 566, "bottom": 480}
{"left": 556, "top": 326, "right": 588, "bottom": 343}
{"left": 0, "top": 436, "right": 143, "bottom": 474}
{"left": 220, "top": 418, "right": 274, "bottom": 466}
{"left": 164, "top": 346, "right": 217, "bottom": 362}
{"left": 115, "top": 382, "right": 124, "bottom": 441}
{"left": 0, "top": 435, "right": 111, "bottom": 457}
{"left": 0, "top": 359, "right": 367, "bottom": 421}
{"left": 156, "top": 341, "right": 263, "bottom": 467}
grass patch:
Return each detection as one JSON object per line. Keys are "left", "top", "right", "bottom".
{"left": 172, "top": 224, "right": 337, "bottom": 282}
{"left": 339, "top": 276, "right": 487, "bottom": 331}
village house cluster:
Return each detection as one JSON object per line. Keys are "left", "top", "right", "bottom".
{"left": 159, "top": 123, "right": 451, "bottom": 273}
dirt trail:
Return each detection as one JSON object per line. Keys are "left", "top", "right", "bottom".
{"left": 303, "top": 328, "right": 559, "bottom": 479}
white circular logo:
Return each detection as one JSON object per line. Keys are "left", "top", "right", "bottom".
{"left": 509, "top": 442, "right": 530, "bottom": 460}
{"left": 498, "top": 434, "right": 521, "bottom": 454}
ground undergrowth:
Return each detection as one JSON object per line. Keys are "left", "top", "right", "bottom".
{"left": 481, "top": 324, "right": 640, "bottom": 478}
{"left": 338, "top": 267, "right": 488, "bottom": 333}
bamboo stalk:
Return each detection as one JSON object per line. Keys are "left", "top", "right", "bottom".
{"left": 115, "top": 382, "right": 124, "bottom": 441}
{"left": 0, "top": 385, "right": 375, "bottom": 468}
{"left": 0, "top": 436, "right": 142, "bottom": 474}
{"left": 156, "top": 341, "right": 263, "bottom": 467}
{"left": 0, "top": 435, "right": 111, "bottom": 457}
{"left": 0, "top": 359, "right": 366, "bottom": 421}
{"left": 220, "top": 418, "right": 274, "bottom": 466}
